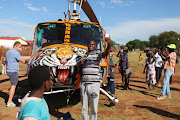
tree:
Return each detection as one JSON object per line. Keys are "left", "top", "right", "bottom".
{"left": 126, "top": 39, "right": 142, "bottom": 50}
{"left": 149, "top": 35, "right": 159, "bottom": 48}
{"left": 149, "top": 31, "right": 180, "bottom": 49}
{"left": 140, "top": 41, "right": 149, "bottom": 50}
{"left": 158, "top": 31, "right": 180, "bottom": 48}
{"left": 110, "top": 40, "right": 120, "bottom": 48}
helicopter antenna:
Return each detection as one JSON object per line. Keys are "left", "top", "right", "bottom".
{"left": 69, "top": 0, "right": 81, "bottom": 21}
{"left": 78, "top": 0, "right": 83, "bottom": 19}
{"left": 67, "top": 0, "right": 71, "bottom": 20}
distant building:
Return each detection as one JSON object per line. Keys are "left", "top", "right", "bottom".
{"left": 0, "top": 37, "right": 28, "bottom": 48}
{"left": 26, "top": 40, "right": 34, "bottom": 46}
{"left": 0, "top": 37, "right": 33, "bottom": 56}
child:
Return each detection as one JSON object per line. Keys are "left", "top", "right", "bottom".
{"left": 1, "top": 54, "right": 6, "bottom": 74}
{"left": 143, "top": 51, "right": 156, "bottom": 90}
{"left": 124, "top": 62, "right": 132, "bottom": 90}
{"left": 138, "top": 53, "right": 143, "bottom": 66}
{"left": 17, "top": 66, "right": 52, "bottom": 120}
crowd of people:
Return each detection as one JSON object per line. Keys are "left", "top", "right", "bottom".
{"left": 116, "top": 44, "right": 177, "bottom": 101}
{"left": 0, "top": 40, "right": 178, "bottom": 120}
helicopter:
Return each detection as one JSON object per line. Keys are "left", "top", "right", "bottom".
{"left": 27, "top": 0, "right": 118, "bottom": 104}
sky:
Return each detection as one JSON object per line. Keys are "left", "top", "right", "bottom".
{"left": 0, "top": 0, "right": 180, "bottom": 45}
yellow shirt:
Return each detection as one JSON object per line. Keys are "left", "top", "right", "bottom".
{"left": 139, "top": 55, "right": 142, "bottom": 61}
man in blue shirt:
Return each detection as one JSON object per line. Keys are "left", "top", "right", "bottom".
{"left": 6, "top": 41, "right": 27, "bottom": 107}
{"left": 120, "top": 50, "right": 128, "bottom": 87}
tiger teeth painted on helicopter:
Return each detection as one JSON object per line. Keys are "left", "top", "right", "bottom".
{"left": 27, "top": 44, "right": 87, "bottom": 83}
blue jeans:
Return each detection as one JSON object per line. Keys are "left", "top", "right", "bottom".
{"left": 105, "top": 69, "right": 115, "bottom": 94}
{"left": 161, "top": 69, "right": 174, "bottom": 96}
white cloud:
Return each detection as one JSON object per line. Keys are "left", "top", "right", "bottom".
{"left": 110, "top": 0, "right": 134, "bottom": 7}
{"left": 0, "top": 19, "right": 35, "bottom": 40}
{"left": 42, "top": 6, "right": 47, "bottom": 12}
{"left": 0, "top": 25, "right": 34, "bottom": 40}
{"left": 97, "top": 1, "right": 106, "bottom": 8}
{"left": 107, "top": 6, "right": 115, "bottom": 8}
{"left": 111, "top": 0, "right": 123, "bottom": 4}
{"left": 24, "top": 2, "right": 40, "bottom": 11}
{"left": 104, "top": 17, "right": 180, "bottom": 44}
{"left": 0, "top": 19, "right": 34, "bottom": 28}
{"left": 0, "top": 6, "right": 3, "bottom": 9}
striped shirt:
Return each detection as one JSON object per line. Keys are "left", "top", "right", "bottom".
{"left": 164, "top": 52, "right": 176, "bottom": 71}
{"left": 82, "top": 50, "right": 102, "bottom": 83}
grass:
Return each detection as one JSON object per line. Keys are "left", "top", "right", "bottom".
{"left": 112, "top": 51, "right": 147, "bottom": 70}
{"left": 0, "top": 65, "right": 25, "bottom": 74}
{"left": 170, "top": 97, "right": 180, "bottom": 102}
{"left": 0, "top": 98, "right": 7, "bottom": 113}
{"left": 116, "top": 90, "right": 140, "bottom": 94}
{"left": 145, "top": 112, "right": 160, "bottom": 120}
{"left": 117, "top": 115, "right": 127, "bottom": 120}
{"left": 112, "top": 50, "right": 180, "bottom": 69}
{"left": 127, "top": 51, "right": 146, "bottom": 69}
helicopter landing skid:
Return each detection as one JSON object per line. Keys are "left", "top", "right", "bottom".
{"left": 100, "top": 88, "right": 118, "bottom": 104}
{"left": 44, "top": 88, "right": 76, "bottom": 95}
{"left": 44, "top": 88, "right": 76, "bottom": 105}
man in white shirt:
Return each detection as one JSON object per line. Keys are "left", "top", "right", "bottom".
{"left": 155, "top": 49, "right": 163, "bottom": 85}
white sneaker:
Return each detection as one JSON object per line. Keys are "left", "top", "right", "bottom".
{"left": 166, "top": 95, "right": 171, "bottom": 98}
{"left": 6, "top": 101, "right": 16, "bottom": 107}
{"left": 157, "top": 95, "right": 166, "bottom": 100}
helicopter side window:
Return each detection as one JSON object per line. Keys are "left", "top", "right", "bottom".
{"left": 32, "top": 23, "right": 66, "bottom": 54}
{"left": 70, "top": 23, "right": 103, "bottom": 51}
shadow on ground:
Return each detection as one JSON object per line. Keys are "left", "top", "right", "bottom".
{"left": 5, "top": 78, "right": 81, "bottom": 119}
{"left": 133, "top": 105, "right": 180, "bottom": 119}
{"left": 45, "top": 89, "right": 81, "bottom": 119}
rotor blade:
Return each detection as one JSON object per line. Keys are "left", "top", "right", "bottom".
{"left": 79, "top": 1, "right": 99, "bottom": 24}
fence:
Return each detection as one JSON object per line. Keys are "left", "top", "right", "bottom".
{"left": 20, "top": 45, "right": 33, "bottom": 56}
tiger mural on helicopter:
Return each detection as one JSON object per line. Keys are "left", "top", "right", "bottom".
{"left": 27, "top": 44, "right": 88, "bottom": 85}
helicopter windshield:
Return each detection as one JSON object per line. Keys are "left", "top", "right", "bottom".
{"left": 70, "top": 23, "right": 103, "bottom": 51}
{"left": 32, "top": 23, "right": 66, "bottom": 54}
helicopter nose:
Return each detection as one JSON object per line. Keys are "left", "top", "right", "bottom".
{"left": 60, "top": 57, "right": 68, "bottom": 65}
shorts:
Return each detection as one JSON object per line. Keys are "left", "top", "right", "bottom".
{"left": 7, "top": 72, "right": 18, "bottom": 86}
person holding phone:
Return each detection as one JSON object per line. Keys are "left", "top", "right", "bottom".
{"left": 79, "top": 34, "right": 111, "bottom": 120}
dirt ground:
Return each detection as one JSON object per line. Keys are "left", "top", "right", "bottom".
{"left": 0, "top": 62, "right": 180, "bottom": 120}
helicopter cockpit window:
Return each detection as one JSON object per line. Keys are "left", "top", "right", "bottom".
{"left": 32, "top": 23, "right": 66, "bottom": 54}
{"left": 70, "top": 23, "right": 103, "bottom": 51}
